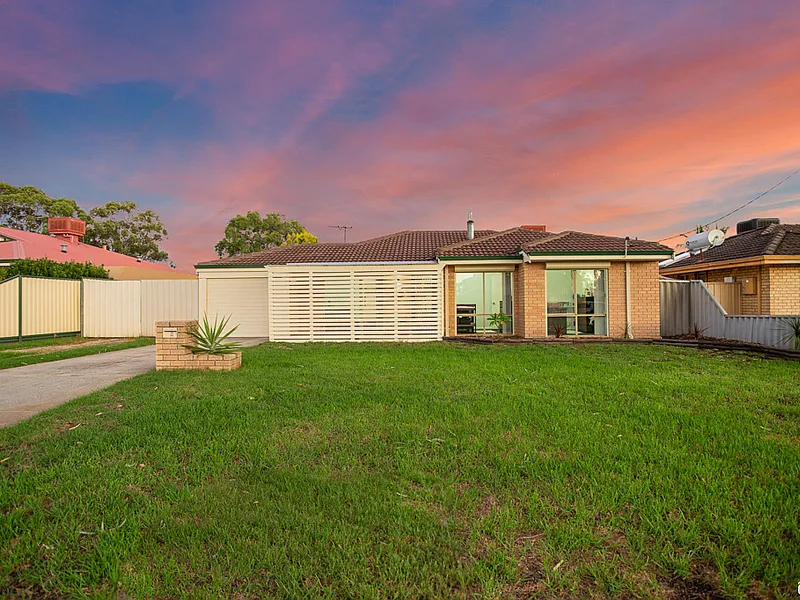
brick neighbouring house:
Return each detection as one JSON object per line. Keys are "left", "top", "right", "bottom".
{"left": 660, "top": 220, "right": 800, "bottom": 315}
{"left": 195, "top": 217, "right": 673, "bottom": 341}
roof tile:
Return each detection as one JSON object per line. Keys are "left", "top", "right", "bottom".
{"left": 662, "top": 224, "right": 800, "bottom": 269}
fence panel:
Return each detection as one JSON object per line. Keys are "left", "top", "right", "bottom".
{"left": 21, "top": 277, "right": 81, "bottom": 337}
{"left": 83, "top": 279, "right": 142, "bottom": 337}
{"left": 705, "top": 282, "right": 742, "bottom": 314}
{"left": 140, "top": 280, "right": 198, "bottom": 336}
{"left": 661, "top": 279, "right": 797, "bottom": 349}
{"left": 0, "top": 277, "right": 20, "bottom": 340}
{"left": 659, "top": 280, "right": 691, "bottom": 336}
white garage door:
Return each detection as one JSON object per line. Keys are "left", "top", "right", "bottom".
{"left": 206, "top": 278, "right": 269, "bottom": 337}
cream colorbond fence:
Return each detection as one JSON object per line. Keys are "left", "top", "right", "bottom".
{"left": 83, "top": 279, "right": 198, "bottom": 338}
{"left": 0, "top": 276, "right": 80, "bottom": 342}
{"left": 267, "top": 265, "right": 442, "bottom": 342}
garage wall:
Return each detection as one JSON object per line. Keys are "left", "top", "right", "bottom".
{"left": 267, "top": 265, "right": 442, "bottom": 342}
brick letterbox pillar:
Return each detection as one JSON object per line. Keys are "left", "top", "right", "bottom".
{"left": 155, "top": 320, "right": 242, "bottom": 371}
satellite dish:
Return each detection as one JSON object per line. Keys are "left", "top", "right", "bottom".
{"left": 685, "top": 229, "right": 725, "bottom": 253}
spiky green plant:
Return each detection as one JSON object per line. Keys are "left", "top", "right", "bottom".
{"left": 778, "top": 316, "right": 800, "bottom": 350}
{"left": 487, "top": 312, "right": 510, "bottom": 333}
{"left": 184, "top": 314, "right": 241, "bottom": 355}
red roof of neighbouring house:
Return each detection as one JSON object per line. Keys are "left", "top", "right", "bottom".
{"left": 661, "top": 224, "right": 800, "bottom": 270}
{"left": 197, "top": 226, "right": 672, "bottom": 267}
{"left": 0, "top": 226, "right": 189, "bottom": 275}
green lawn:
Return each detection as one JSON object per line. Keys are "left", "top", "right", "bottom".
{"left": 0, "top": 337, "right": 154, "bottom": 369}
{"left": 0, "top": 343, "right": 797, "bottom": 599}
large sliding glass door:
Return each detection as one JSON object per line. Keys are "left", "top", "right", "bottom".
{"left": 546, "top": 269, "right": 607, "bottom": 335}
{"left": 455, "top": 272, "right": 513, "bottom": 334}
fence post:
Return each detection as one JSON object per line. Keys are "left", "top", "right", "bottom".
{"left": 17, "top": 276, "right": 23, "bottom": 341}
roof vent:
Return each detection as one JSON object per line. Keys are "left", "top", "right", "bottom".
{"left": 736, "top": 217, "right": 780, "bottom": 235}
{"left": 467, "top": 212, "right": 475, "bottom": 240}
{"left": 48, "top": 217, "right": 86, "bottom": 244}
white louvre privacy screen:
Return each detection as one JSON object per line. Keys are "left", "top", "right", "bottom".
{"left": 267, "top": 265, "right": 442, "bottom": 342}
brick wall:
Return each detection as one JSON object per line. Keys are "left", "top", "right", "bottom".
{"left": 155, "top": 320, "right": 242, "bottom": 371}
{"left": 443, "top": 266, "right": 456, "bottom": 337}
{"left": 627, "top": 261, "right": 661, "bottom": 338}
{"left": 765, "top": 265, "right": 800, "bottom": 314}
{"left": 608, "top": 263, "right": 627, "bottom": 337}
{"left": 444, "top": 260, "right": 662, "bottom": 339}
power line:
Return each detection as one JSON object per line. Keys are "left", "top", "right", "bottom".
{"left": 658, "top": 168, "right": 800, "bottom": 242}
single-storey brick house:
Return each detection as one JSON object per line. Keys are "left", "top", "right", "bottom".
{"left": 660, "top": 220, "right": 800, "bottom": 315}
{"left": 196, "top": 217, "right": 673, "bottom": 341}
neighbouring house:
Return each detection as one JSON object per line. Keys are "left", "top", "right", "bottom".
{"left": 0, "top": 218, "right": 195, "bottom": 281}
{"left": 195, "top": 216, "right": 673, "bottom": 341}
{"left": 660, "top": 218, "right": 800, "bottom": 315}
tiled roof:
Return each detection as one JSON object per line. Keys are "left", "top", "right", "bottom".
{"left": 662, "top": 224, "right": 800, "bottom": 270}
{"left": 437, "top": 227, "right": 552, "bottom": 257}
{"left": 197, "top": 230, "right": 497, "bottom": 266}
{"left": 197, "top": 227, "right": 672, "bottom": 267}
{"left": 523, "top": 231, "right": 672, "bottom": 254}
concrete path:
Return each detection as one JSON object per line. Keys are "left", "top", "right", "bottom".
{"left": 0, "top": 345, "right": 155, "bottom": 428}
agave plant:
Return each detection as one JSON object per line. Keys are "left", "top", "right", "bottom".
{"left": 184, "top": 314, "right": 241, "bottom": 355}
{"left": 778, "top": 316, "right": 800, "bottom": 350}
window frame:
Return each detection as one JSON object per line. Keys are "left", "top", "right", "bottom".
{"left": 545, "top": 269, "right": 608, "bottom": 336}
{"left": 455, "top": 271, "right": 514, "bottom": 335}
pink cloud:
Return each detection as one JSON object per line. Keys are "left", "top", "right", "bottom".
{"left": 4, "top": 1, "right": 800, "bottom": 268}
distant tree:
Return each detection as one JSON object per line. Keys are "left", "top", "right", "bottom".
{"left": 0, "top": 182, "right": 85, "bottom": 233}
{"left": 214, "top": 211, "right": 318, "bottom": 257}
{"left": 1, "top": 182, "right": 170, "bottom": 262}
{"left": 5, "top": 258, "right": 110, "bottom": 280}
{"left": 84, "top": 201, "right": 169, "bottom": 262}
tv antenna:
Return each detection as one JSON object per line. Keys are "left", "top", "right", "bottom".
{"left": 328, "top": 225, "right": 353, "bottom": 242}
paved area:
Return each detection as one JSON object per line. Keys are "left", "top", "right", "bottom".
{"left": 0, "top": 345, "right": 155, "bottom": 428}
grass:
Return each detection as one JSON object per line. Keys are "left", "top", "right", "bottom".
{"left": 0, "top": 337, "right": 154, "bottom": 370}
{"left": 0, "top": 342, "right": 798, "bottom": 599}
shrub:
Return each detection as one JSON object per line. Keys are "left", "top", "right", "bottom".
{"left": 778, "top": 316, "right": 800, "bottom": 350}
{"left": 5, "top": 258, "right": 110, "bottom": 280}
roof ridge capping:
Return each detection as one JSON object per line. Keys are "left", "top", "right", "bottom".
{"left": 523, "top": 231, "right": 572, "bottom": 248}
{"left": 437, "top": 227, "right": 547, "bottom": 254}
{"left": 354, "top": 230, "right": 411, "bottom": 245}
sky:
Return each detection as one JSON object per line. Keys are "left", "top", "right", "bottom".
{"left": 1, "top": 0, "right": 799, "bottom": 269}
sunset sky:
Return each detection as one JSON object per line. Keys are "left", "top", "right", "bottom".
{"left": 1, "top": 0, "right": 799, "bottom": 268}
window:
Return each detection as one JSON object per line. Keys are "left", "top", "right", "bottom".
{"left": 546, "top": 269, "right": 607, "bottom": 335}
{"left": 455, "top": 272, "right": 513, "bottom": 334}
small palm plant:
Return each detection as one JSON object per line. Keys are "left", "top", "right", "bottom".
{"left": 778, "top": 316, "right": 800, "bottom": 350}
{"left": 184, "top": 315, "right": 241, "bottom": 355}
{"left": 487, "top": 312, "right": 511, "bottom": 333}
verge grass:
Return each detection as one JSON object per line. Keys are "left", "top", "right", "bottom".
{"left": 0, "top": 343, "right": 797, "bottom": 598}
{"left": 0, "top": 338, "right": 154, "bottom": 370}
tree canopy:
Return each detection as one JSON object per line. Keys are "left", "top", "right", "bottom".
{"left": 215, "top": 211, "right": 318, "bottom": 258}
{"left": 0, "top": 182, "right": 169, "bottom": 262}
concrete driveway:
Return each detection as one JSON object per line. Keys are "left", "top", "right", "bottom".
{"left": 0, "top": 345, "right": 155, "bottom": 428}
